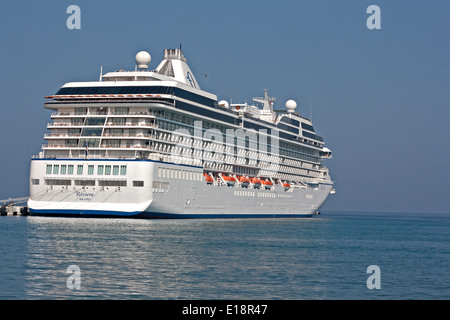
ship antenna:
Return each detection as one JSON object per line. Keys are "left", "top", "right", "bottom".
{"left": 99, "top": 65, "right": 103, "bottom": 81}
{"left": 310, "top": 100, "right": 313, "bottom": 120}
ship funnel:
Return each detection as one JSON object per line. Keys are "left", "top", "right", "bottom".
{"left": 155, "top": 48, "right": 200, "bottom": 89}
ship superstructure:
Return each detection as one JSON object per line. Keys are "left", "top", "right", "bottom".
{"left": 28, "top": 48, "right": 334, "bottom": 218}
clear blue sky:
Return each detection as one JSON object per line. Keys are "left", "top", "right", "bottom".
{"left": 0, "top": 0, "right": 449, "bottom": 214}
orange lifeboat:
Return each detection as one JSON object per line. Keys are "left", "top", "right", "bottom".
{"left": 262, "top": 179, "right": 273, "bottom": 190}
{"left": 222, "top": 174, "right": 236, "bottom": 187}
{"left": 203, "top": 173, "right": 214, "bottom": 185}
{"left": 251, "top": 177, "right": 262, "bottom": 189}
{"left": 282, "top": 181, "right": 291, "bottom": 190}
{"left": 239, "top": 176, "right": 250, "bottom": 188}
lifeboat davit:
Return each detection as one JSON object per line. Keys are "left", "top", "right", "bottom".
{"left": 239, "top": 176, "right": 250, "bottom": 188}
{"left": 222, "top": 174, "right": 236, "bottom": 187}
{"left": 262, "top": 179, "right": 273, "bottom": 190}
{"left": 251, "top": 177, "right": 262, "bottom": 189}
{"left": 204, "top": 173, "right": 214, "bottom": 185}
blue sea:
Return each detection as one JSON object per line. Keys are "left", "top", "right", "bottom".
{"left": 0, "top": 211, "right": 449, "bottom": 300}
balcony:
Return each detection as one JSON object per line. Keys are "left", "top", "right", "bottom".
{"left": 44, "top": 133, "right": 81, "bottom": 138}
{"left": 42, "top": 144, "right": 79, "bottom": 149}
{"left": 42, "top": 143, "right": 152, "bottom": 150}
{"left": 47, "top": 122, "right": 84, "bottom": 128}
{"left": 104, "top": 122, "right": 156, "bottom": 128}
{"left": 102, "top": 133, "right": 153, "bottom": 139}
{"left": 50, "top": 111, "right": 158, "bottom": 117}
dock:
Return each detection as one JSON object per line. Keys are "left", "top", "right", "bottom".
{"left": 0, "top": 197, "right": 29, "bottom": 216}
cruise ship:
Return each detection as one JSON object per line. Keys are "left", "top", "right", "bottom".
{"left": 28, "top": 48, "right": 334, "bottom": 218}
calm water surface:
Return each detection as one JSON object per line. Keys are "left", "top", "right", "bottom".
{"left": 0, "top": 211, "right": 449, "bottom": 299}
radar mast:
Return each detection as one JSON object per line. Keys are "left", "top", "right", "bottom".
{"left": 253, "top": 89, "right": 276, "bottom": 111}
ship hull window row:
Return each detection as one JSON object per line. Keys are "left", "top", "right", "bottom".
{"left": 44, "top": 164, "right": 127, "bottom": 176}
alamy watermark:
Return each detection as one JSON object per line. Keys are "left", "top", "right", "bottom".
{"left": 66, "top": 5, "right": 81, "bottom": 30}
{"left": 366, "top": 265, "right": 381, "bottom": 290}
{"left": 167, "top": 121, "right": 281, "bottom": 171}
{"left": 366, "top": 5, "right": 381, "bottom": 30}
{"left": 65, "top": 5, "right": 380, "bottom": 31}
{"left": 67, "top": 265, "right": 81, "bottom": 290}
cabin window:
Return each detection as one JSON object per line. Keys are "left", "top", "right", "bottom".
{"left": 133, "top": 181, "right": 144, "bottom": 187}
{"left": 99, "top": 180, "right": 127, "bottom": 187}
{"left": 75, "top": 107, "right": 87, "bottom": 115}
{"left": 85, "top": 118, "right": 106, "bottom": 126}
{"left": 115, "top": 107, "right": 129, "bottom": 115}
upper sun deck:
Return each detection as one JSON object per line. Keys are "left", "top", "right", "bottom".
{"left": 51, "top": 48, "right": 217, "bottom": 102}
{"left": 55, "top": 79, "right": 217, "bottom": 102}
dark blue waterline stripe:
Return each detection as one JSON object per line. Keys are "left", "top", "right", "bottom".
{"left": 141, "top": 212, "right": 314, "bottom": 219}
{"left": 29, "top": 209, "right": 314, "bottom": 219}
{"left": 30, "top": 209, "right": 140, "bottom": 216}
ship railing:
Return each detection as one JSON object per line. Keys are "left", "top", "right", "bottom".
{"left": 100, "top": 144, "right": 150, "bottom": 149}
{"left": 51, "top": 111, "right": 159, "bottom": 118}
{"left": 31, "top": 153, "right": 138, "bottom": 160}
{"left": 104, "top": 123, "right": 157, "bottom": 127}
{"left": 45, "top": 98, "right": 174, "bottom": 106}
{"left": 45, "top": 122, "right": 158, "bottom": 127}
{"left": 44, "top": 133, "right": 81, "bottom": 137}
{"left": 42, "top": 144, "right": 79, "bottom": 148}
{"left": 42, "top": 144, "right": 152, "bottom": 150}
{"left": 102, "top": 133, "right": 153, "bottom": 138}
{"left": 48, "top": 122, "right": 70, "bottom": 127}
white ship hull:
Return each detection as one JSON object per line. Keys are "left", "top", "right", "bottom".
{"left": 28, "top": 159, "right": 332, "bottom": 218}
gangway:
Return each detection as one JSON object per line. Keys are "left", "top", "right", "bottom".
{"left": 1, "top": 197, "right": 29, "bottom": 206}
{"left": 1, "top": 197, "right": 29, "bottom": 216}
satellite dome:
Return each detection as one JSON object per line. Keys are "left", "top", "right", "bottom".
{"left": 135, "top": 51, "right": 151, "bottom": 69}
{"left": 285, "top": 100, "right": 297, "bottom": 112}
{"left": 218, "top": 100, "right": 229, "bottom": 109}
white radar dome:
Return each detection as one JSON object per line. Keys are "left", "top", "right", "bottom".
{"left": 285, "top": 100, "right": 297, "bottom": 112}
{"left": 135, "top": 51, "right": 151, "bottom": 69}
{"left": 218, "top": 100, "right": 229, "bottom": 109}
